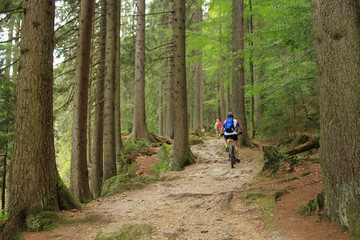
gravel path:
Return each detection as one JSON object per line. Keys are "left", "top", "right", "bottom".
{"left": 24, "top": 139, "right": 281, "bottom": 240}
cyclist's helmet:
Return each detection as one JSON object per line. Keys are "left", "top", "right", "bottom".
{"left": 227, "top": 112, "right": 233, "bottom": 118}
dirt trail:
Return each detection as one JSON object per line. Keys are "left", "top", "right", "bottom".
{"left": 24, "top": 139, "right": 280, "bottom": 240}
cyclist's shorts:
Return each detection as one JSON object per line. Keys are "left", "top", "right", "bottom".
{"left": 224, "top": 134, "right": 238, "bottom": 141}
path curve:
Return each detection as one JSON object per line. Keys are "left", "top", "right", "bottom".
{"left": 24, "top": 139, "right": 282, "bottom": 240}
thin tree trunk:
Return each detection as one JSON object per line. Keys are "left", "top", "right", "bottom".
{"left": 4, "top": 21, "right": 13, "bottom": 78}
{"left": 1, "top": 138, "right": 7, "bottom": 210}
{"left": 70, "top": 0, "right": 94, "bottom": 202}
{"left": 132, "top": 0, "right": 151, "bottom": 142}
{"left": 311, "top": 0, "right": 360, "bottom": 235}
{"left": 166, "top": 0, "right": 175, "bottom": 139}
{"left": 193, "top": 5, "right": 203, "bottom": 136}
{"left": 11, "top": 18, "right": 20, "bottom": 81}
{"left": 255, "top": 63, "right": 265, "bottom": 129}
{"left": 115, "top": 0, "right": 123, "bottom": 155}
{"left": 91, "top": 0, "right": 106, "bottom": 199}
{"left": 159, "top": 81, "right": 164, "bottom": 136}
{"left": 249, "top": 0, "right": 255, "bottom": 138}
{"left": 87, "top": 75, "right": 92, "bottom": 167}
{"left": 219, "top": 13, "right": 226, "bottom": 121}
{"left": 103, "top": 0, "right": 117, "bottom": 183}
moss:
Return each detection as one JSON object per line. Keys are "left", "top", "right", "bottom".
{"left": 349, "top": 213, "right": 360, "bottom": 236}
{"left": 57, "top": 175, "right": 82, "bottom": 210}
{"left": 95, "top": 222, "right": 153, "bottom": 240}
{"left": 246, "top": 193, "right": 266, "bottom": 201}
{"left": 101, "top": 173, "right": 158, "bottom": 198}
{"left": 25, "top": 211, "right": 59, "bottom": 232}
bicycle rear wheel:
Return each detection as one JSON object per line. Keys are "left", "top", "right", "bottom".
{"left": 230, "top": 143, "right": 235, "bottom": 168}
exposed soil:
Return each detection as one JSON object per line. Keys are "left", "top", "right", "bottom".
{"left": 22, "top": 139, "right": 355, "bottom": 240}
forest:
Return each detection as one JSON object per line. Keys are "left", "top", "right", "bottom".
{"left": 0, "top": 0, "right": 359, "bottom": 239}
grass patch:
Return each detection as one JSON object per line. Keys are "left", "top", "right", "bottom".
{"left": 246, "top": 193, "right": 266, "bottom": 201}
{"left": 166, "top": 176, "right": 182, "bottom": 181}
{"left": 258, "top": 194, "right": 277, "bottom": 232}
{"left": 298, "top": 200, "right": 318, "bottom": 216}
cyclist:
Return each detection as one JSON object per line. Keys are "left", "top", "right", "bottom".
{"left": 214, "top": 118, "right": 222, "bottom": 137}
{"left": 221, "top": 112, "right": 243, "bottom": 163}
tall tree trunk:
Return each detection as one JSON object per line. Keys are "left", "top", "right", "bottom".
{"left": 172, "top": 0, "right": 193, "bottom": 170}
{"left": 2, "top": 136, "right": 8, "bottom": 210}
{"left": 166, "top": 0, "right": 175, "bottom": 140}
{"left": 4, "top": 21, "right": 13, "bottom": 79}
{"left": 11, "top": 18, "right": 20, "bottom": 81}
{"left": 132, "top": 0, "right": 151, "bottom": 142}
{"left": 311, "top": 0, "right": 360, "bottom": 235}
{"left": 103, "top": 0, "right": 118, "bottom": 183}
{"left": 193, "top": 5, "right": 203, "bottom": 136}
{"left": 70, "top": 0, "right": 94, "bottom": 203}
{"left": 2, "top": 0, "right": 79, "bottom": 238}
{"left": 219, "top": 13, "right": 226, "bottom": 121}
{"left": 115, "top": 0, "right": 123, "bottom": 155}
{"left": 87, "top": 87, "right": 92, "bottom": 168}
{"left": 249, "top": 0, "right": 255, "bottom": 138}
{"left": 232, "top": 0, "right": 251, "bottom": 146}
{"left": 159, "top": 81, "right": 164, "bottom": 136}
{"left": 226, "top": 84, "right": 230, "bottom": 115}
{"left": 255, "top": 63, "right": 265, "bottom": 131}
{"left": 91, "top": 0, "right": 106, "bottom": 199}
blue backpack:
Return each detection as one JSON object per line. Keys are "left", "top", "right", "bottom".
{"left": 224, "top": 118, "right": 235, "bottom": 133}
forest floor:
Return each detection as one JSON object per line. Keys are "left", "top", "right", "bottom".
{"left": 22, "top": 138, "right": 356, "bottom": 240}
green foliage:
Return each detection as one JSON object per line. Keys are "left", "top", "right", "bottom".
{"left": 0, "top": 208, "right": 7, "bottom": 221}
{"left": 151, "top": 155, "right": 168, "bottom": 177}
{"left": 101, "top": 173, "right": 158, "bottom": 198}
{"left": 25, "top": 211, "right": 59, "bottom": 232}
{"left": 298, "top": 200, "right": 318, "bottom": 216}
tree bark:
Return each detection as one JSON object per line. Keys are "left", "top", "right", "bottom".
{"left": 2, "top": 1, "right": 79, "bottom": 238}
{"left": 232, "top": 0, "right": 252, "bottom": 147}
{"left": 103, "top": 0, "right": 117, "bottom": 183}
{"left": 193, "top": 7, "right": 203, "bottom": 136}
{"left": 159, "top": 81, "right": 164, "bottom": 136}
{"left": 219, "top": 13, "right": 226, "bottom": 121}
{"left": 115, "top": 0, "right": 123, "bottom": 155}
{"left": 91, "top": 0, "right": 106, "bottom": 199}
{"left": 70, "top": 0, "right": 94, "bottom": 203}
{"left": 311, "top": 0, "right": 360, "bottom": 235}
{"left": 172, "top": 0, "right": 194, "bottom": 170}
{"left": 131, "top": 0, "right": 151, "bottom": 142}
{"left": 255, "top": 63, "right": 265, "bottom": 131}
{"left": 166, "top": 0, "right": 175, "bottom": 140}
{"left": 249, "top": 0, "right": 255, "bottom": 139}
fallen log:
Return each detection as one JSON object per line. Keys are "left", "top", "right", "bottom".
{"left": 149, "top": 132, "right": 173, "bottom": 145}
{"left": 286, "top": 139, "right": 319, "bottom": 156}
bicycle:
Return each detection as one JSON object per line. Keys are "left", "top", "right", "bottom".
{"left": 222, "top": 132, "right": 242, "bottom": 168}
{"left": 229, "top": 138, "right": 236, "bottom": 168}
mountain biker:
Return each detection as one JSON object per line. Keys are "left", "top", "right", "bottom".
{"left": 221, "top": 112, "right": 243, "bottom": 163}
{"left": 214, "top": 119, "right": 222, "bottom": 137}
